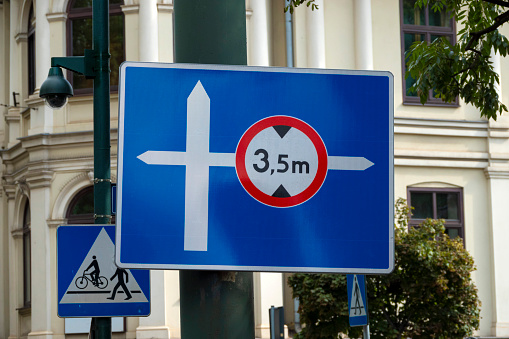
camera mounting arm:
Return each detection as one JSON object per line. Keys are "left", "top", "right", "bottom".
{"left": 51, "top": 49, "right": 99, "bottom": 79}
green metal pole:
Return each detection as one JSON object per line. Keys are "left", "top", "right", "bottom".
{"left": 91, "top": 0, "right": 111, "bottom": 337}
{"left": 174, "top": 1, "right": 255, "bottom": 338}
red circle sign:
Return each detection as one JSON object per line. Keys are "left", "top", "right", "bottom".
{"left": 235, "top": 116, "right": 328, "bottom": 208}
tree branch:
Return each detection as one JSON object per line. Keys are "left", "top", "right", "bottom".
{"left": 465, "top": 10, "right": 509, "bottom": 51}
{"left": 483, "top": 0, "right": 509, "bottom": 7}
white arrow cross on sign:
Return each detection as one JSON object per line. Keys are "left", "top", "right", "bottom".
{"left": 137, "top": 81, "right": 374, "bottom": 252}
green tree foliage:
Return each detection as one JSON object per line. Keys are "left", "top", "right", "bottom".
{"left": 285, "top": 0, "right": 318, "bottom": 14}
{"left": 407, "top": 0, "right": 509, "bottom": 120}
{"left": 288, "top": 198, "right": 481, "bottom": 339}
{"left": 287, "top": 0, "right": 509, "bottom": 120}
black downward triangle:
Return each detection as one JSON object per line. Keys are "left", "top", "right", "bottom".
{"left": 272, "top": 185, "right": 291, "bottom": 198}
{"left": 273, "top": 125, "right": 292, "bottom": 138}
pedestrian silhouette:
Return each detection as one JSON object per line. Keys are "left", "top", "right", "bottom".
{"left": 107, "top": 268, "right": 132, "bottom": 300}
{"left": 84, "top": 255, "right": 100, "bottom": 287}
{"left": 352, "top": 276, "right": 364, "bottom": 315}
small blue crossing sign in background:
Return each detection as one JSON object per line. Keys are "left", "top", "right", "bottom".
{"left": 116, "top": 62, "right": 394, "bottom": 273}
{"left": 57, "top": 225, "right": 150, "bottom": 317}
{"left": 347, "top": 274, "right": 369, "bottom": 327}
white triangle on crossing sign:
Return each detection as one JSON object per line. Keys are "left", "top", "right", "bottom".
{"left": 349, "top": 275, "right": 366, "bottom": 317}
{"left": 60, "top": 228, "right": 148, "bottom": 304}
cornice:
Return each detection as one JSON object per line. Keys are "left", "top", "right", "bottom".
{"left": 395, "top": 158, "right": 487, "bottom": 169}
{"left": 1, "top": 143, "right": 26, "bottom": 163}
{"left": 26, "top": 170, "right": 53, "bottom": 189}
{"left": 484, "top": 167, "right": 509, "bottom": 179}
{"left": 395, "top": 149, "right": 489, "bottom": 161}
{"left": 5, "top": 114, "right": 21, "bottom": 122}
{"left": 394, "top": 117, "right": 488, "bottom": 138}
{"left": 2, "top": 183, "right": 16, "bottom": 199}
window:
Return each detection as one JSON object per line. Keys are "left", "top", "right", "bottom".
{"left": 27, "top": 4, "right": 36, "bottom": 95}
{"left": 66, "top": 0, "right": 125, "bottom": 94}
{"left": 407, "top": 187, "right": 464, "bottom": 241}
{"left": 22, "top": 202, "right": 31, "bottom": 307}
{"left": 67, "top": 186, "right": 94, "bottom": 224}
{"left": 66, "top": 186, "right": 115, "bottom": 224}
{"left": 400, "top": 0, "right": 456, "bottom": 105}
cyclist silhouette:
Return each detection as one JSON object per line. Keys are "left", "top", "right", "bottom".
{"left": 107, "top": 268, "right": 132, "bottom": 300}
{"left": 84, "top": 255, "right": 100, "bottom": 286}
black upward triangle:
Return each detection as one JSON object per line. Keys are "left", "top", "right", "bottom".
{"left": 273, "top": 125, "right": 291, "bottom": 138}
{"left": 272, "top": 185, "right": 291, "bottom": 197}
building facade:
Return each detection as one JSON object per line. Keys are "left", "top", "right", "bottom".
{"left": 1, "top": 0, "right": 509, "bottom": 338}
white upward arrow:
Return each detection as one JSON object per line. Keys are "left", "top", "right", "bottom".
{"left": 137, "top": 81, "right": 375, "bottom": 252}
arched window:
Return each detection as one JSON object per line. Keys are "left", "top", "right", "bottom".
{"left": 22, "top": 201, "right": 31, "bottom": 307}
{"left": 66, "top": 186, "right": 116, "bottom": 224}
{"left": 66, "top": 186, "right": 94, "bottom": 224}
{"left": 66, "top": 0, "right": 125, "bottom": 94}
{"left": 27, "top": 4, "right": 36, "bottom": 95}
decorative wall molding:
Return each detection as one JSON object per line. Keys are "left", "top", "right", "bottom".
{"left": 11, "top": 228, "right": 23, "bottom": 239}
{"left": 395, "top": 158, "right": 486, "bottom": 169}
{"left": 407, "top": 181, "right": 461, "bottom": 188}
{"left": 46, "top": 12, "right": 67, "bottom": 22}
{"left": 395, "top": 149, "right": 489, "bottom": 161}
{"left": 15, "top": 178, "right": 29, "bottom": 198}
{"left": 15, "top": 33, "right": 28, "bottom": 43}
{"left": 121, "top": 4, "right": 139, "bottom": 14}
{"left": 47, "top": 218, "right": 66, "bottom": 229}
{"left": 484, "top": 167, "right": 509, "bottom": 179}
{"left": 157, "top": 4, "right": 173, "bottom": 13}
{"left": 395, "top": 117, "right": 489, "bottom": 138}
{"left": 51, "top": 172, "right": 94, "bottom": 222}
{"left": 26, "top": 170, "right": 53, "bottom": 189}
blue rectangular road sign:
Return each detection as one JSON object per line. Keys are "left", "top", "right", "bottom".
{"left": 347, "top": 274, "right": 369, "bottom": 327}
{"left": 117, "top": 62, "right": 394, "bottom": 273}
{"left": 57, "top": 225, "right": 150, "bottom": 317}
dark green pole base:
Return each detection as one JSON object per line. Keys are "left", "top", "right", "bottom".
{"left": 90, "top": 317, "right": 112, "bottom": 339}
{"left": 180, "top": 271, "right": 254, "bottom": 339}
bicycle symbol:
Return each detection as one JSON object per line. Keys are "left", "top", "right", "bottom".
{"left": 75, "top": 272, "right": 108, "bottom": 289}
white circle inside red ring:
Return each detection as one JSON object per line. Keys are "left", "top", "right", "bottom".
{"left": 235, "top": 116, "right": 328, "bottom": 208}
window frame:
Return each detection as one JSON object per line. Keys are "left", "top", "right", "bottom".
{"left": 22, "top": 201, "right": 31, "bottom": 308}
{"left": 66, "top": 0, "right": 125, "bottom": 95}
{"left": 400, "top": 0, "right": 458, "bottom": 107}
{"left": 407, "top": 187, "right": 465, "bottom": 244}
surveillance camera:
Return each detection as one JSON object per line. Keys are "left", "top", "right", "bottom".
{"left": 39, "top": 67, "right": 74, "bottom": 109}
{"left": 43, "top": 93, "right": 70, "bottom": 109}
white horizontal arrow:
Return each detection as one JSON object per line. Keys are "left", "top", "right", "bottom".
{"left": 137, "top": 151, "right": 235, "bottom": 167}
{"left": 327, "top": 156, "right": 374, "bottom": 171}
{"left": 138, "top": 152, "right": 373, "bottom": 171}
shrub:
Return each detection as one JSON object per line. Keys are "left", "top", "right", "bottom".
{"left": 288, "top": 198, "right": 481, "bottom": 339}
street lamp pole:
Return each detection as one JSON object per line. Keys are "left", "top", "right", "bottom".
{"left": 40, "top": 0, "right": 111, "bottom": 338}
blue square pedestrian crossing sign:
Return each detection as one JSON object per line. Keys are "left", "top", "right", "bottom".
{"left": 117, "top": 62, "right": 394, "bottom": 273}
{"left": 57, "top": 225, "right": 150, "bottom": 317}
{"left": 347, "top": 274, "right": 368, "bottom": 327}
